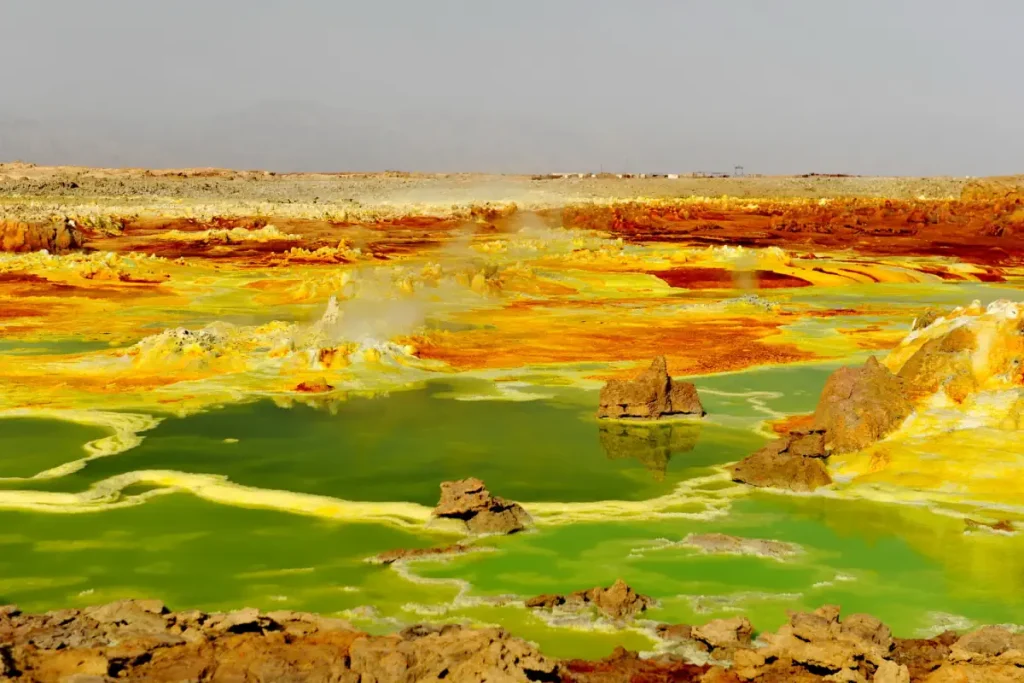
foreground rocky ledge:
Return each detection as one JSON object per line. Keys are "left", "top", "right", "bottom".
{"left": 2, "top": 602, "right": 1021, "bottom": 682}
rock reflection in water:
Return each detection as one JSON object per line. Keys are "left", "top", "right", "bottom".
{"left": 598, "top": 421, "right": 702, "bottom": 480}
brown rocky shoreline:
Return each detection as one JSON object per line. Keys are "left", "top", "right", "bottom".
{"left": 729, "top": 354, "right": 918, "bottom": 493}
{"left": 2, "top": 600, "right": 1021, "bottom": 682}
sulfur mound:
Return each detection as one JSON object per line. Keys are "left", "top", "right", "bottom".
{"left": 887, "top": 300, "right": 1024, "bottom": 403}
{"left": 432, "top": 478, "right": 531, "bottom": 535}
{"left": 597, "top": 356, "right": 705, "bottom": 419}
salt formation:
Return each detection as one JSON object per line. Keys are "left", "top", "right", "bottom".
{"left": 816, "top": 300, "right": 1023, "bottom": 504}
{"left": 733, "top": 300, "right": 1024, "bottom": 498}
{"left": 885, "top": 299, "right": 1024, "bottom": 404}
{"left": 120, "top": 296, "right": 426, "bottom": 378}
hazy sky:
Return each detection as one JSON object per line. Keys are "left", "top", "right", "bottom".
{"left": 2, "top": 0, "right": 1023, "bottom": 175}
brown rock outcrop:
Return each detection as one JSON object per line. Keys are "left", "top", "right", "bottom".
{"left": 525, "top": 579, "right": 654, "bottom": 621}
{"left": 949, "top": 626, "right": 1021, "bottom": 663}
{"left": 692, "top": 616, "right": 755, "bottom": 658}
{"left": 597, "top": 356, "right": 705, "bottom": 419}
{"left": 0, "top": 603, "right": 556, "bottom": 683}
{"left": 432, "top": 478, "right": 531, "bottom": 535}
{"left": 590, "top": 616, "right": 1024, "bottom": 682}
{"left": 892, "top": 633, "right": 956, "bottom": 680}
{"left": 561, "top": 646, "right": 712, "bottom": 683}
{"left": 812, "top": 356, "right": 912, "bottom": 453}
{"left": 654, "top": 623, "right": 694, "bottom": 642}
{"left": 0, "top": 219, "right": 84, "bottom": 253}
{"left": 348, "top": 625, "right": 559, "bottom": 683}
{"left": 920, "top": 664, "right": 1024, "bottom": 682}
{"left": 2, "top": 601, "right": 1021, "bottom": 682}
{"left": 371, "top": 543, "right": 471, "bottom": 565}
{"left": 730, "top": 429, "right": 832, "bottom": 492}
{"left": 885, "top": 302, "right": 1024, "bottom": 408}
{"left": 736, "top": 605, "right": 898, "bottom": 681}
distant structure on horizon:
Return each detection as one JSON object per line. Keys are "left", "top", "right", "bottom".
{"left": 535, "top": 166, "right": 751, "bottom": 180}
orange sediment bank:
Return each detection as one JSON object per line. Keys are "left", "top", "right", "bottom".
{"left": 0, "top": 272, "right": 165, "bottom": 300}
{"left": 557, "top": 197, "right": 1024, "bottom": 266}
{"left": 2, "top": 175, "right": 1023, "bottom": 417}
{"left": 6, "top": 188, "right": 1022, "bottom": 267}
{"left": 409, "top": 312, "right": 816, "bottom": 375}
{"left": 76, "top": 215, "right": 470, "bottom": 262}
{"left": 767, "top": 413, "right": 817, "bottom": 435}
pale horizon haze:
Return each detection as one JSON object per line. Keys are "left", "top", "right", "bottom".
{"left": 2, "top": 0, "right": 1022, "bottom": 176}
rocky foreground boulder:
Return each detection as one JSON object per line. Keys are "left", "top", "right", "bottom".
{"left": 432, "top": 478, "right": 531, "bottom": 535}
{"left": 646, "top": 605, "right": 1024, "bottom": 682}
{"left": 525, "top": 579, "right": 654, "bottom": 621}
{"left": 0, "top": 602, "right": 558, "bottom": 682}
{"left": 3, "top": 602, "right": 1022, "bottom": 682}
{"left": 597, "top": 356, "right": 705, "bottom": 419}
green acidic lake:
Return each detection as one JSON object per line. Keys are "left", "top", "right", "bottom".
{"left": 1, "top": 367, "right": 1021, "bottom": 659}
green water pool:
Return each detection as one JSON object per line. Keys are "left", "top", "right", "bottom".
{"left": 1, "top": 367, "right": 1021, "bottom": 659}
{"left": 0, "top": 418, "right": 108, "bottom": 479}
{"left": 9, "top": 382, "right": 765, "bottom": 503}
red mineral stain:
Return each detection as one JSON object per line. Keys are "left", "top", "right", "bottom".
{"left": 651, "top": 267, "right": 812, "bottom": 290}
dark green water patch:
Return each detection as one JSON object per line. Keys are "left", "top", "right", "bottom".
{"left": 0, "top": 339, "right": 116, "bottom": 356}
{"left": 694, "top": 363, "right": 840, "bottom": 417}
{"left": 0, "top": 418, "right": 104, "bottom": 479}
{"left": 417, "top": 493, "right": 1024, "bottom": 638}
{"left": 37, "top": 382, "right": 765, "bottom": 504}
{"left": 0, "top": 493, "right": 455, "bottom": 615}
